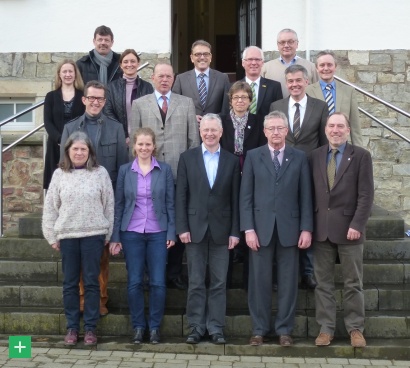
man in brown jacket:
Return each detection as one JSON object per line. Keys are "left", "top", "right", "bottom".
{"left": 309, "top": 112, "right": 374, "bottom": 348}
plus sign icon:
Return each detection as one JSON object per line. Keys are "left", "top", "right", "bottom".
{"left": 9, "top": 336, "right": 32, "bottom": 358}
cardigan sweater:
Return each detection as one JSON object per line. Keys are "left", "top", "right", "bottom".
{"left": 42, "top": 166, "right": 114, "bottom": 245}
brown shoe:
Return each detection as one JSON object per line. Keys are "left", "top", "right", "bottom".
{"left": 315, "top": 332, "right": 333, "bottom": 346}
{"left": 350, "top": 329, "right": 366, "bottom": 347}
{"left": 100, "top": 304, "right": 109, "bottom": 316}
{"left": 249, "top": 335, "right": 263, "bottom": 346}
{"left": 279, "top": 334, "right": 293, "bottom": 347}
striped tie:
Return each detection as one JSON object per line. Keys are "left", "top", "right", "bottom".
{"left": 198, "top": 73, "right": 207, "bottom": 108}
{"left": 273, "top": 150, "right": 281, "bottom": 174}
{"left": 327, "top": 149, "right": 338, "bottom": 189}
{"left": 250, "top": 82, "right": 257, "bottom": 114}
{"left": 293, "top": 103, "right": 301, "bottom": 139}
{"left": 325, "top": 84, "right": 335, "bottom": 114}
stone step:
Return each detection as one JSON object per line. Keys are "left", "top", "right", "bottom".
{"left": 1, "top": 308, "right": 409, "bottom": 339}
{"left": 1, "top": 335, "right": 410, "bottom": 361}
{"left": 2, "top": 284, "right": 410, "bottom": 312}
{"left": 14, "top": 204, "right": 406, "bottom": 240}
{"left": 0, "top": 259, "right": 408, "bottom": 285}
{"left": 2, "top": 237, "right": 410, "bottom": 261}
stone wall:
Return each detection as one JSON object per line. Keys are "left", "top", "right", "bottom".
{"left": 1, "top": 50, "right": 410, "bottom": 232}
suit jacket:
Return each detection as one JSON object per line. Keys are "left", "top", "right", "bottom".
{"left": 309, "top": 143, "right": 374, "bottom": 245}
{"left": 110, "top": 160, "right": 176, "bottom": 243}
{"left": 270, "top": 96, "right": 328, "bottom": 154}
{"left": 219, "top": 113, "right": 266, "bottom": 160}
{"left": 130, "top": 92, "right": 200, "bottom": 181}
{"left": 240, "top": 76, "right": 283, "bottom": 118}
{"left": 240, "top": 144, "right": 313, "bottom": 247}
{"left": 172, "top": 68, "right": 230, "bottom": 116}
{"left": 176, "top": 146, "right": 241, "bottom": 245}
{"left": 306, "top": 80, "right": 363, "bottom": 146}
{"left": 60, "top": 113, "right": 128, "bottom": 188}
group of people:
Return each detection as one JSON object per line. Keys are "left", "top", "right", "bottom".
{"left": 42, "top": 25, "right": 374, "bottom": 350}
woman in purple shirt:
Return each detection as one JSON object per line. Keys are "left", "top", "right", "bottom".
{"left": 109, "top": 127, "right": 175, "bottom": 344}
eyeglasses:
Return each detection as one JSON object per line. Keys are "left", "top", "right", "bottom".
{"left": 265, "top": 126, "right": 286, "bottom": 132}
{"left": 85, "top": 96, "right": 105, "bottom": 103}
{"left": 193, "top": 52, "right": 211, "bottom": 58}
{"left": 232, "top": 95, "right": 250, "bottom": 101}
{"left": 277, "top": 40, "right": 298, "bottom": 46}
{"left": 243, "top": 58, "right": 263, "bottom": 63}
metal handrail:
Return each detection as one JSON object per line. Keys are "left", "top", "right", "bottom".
{"left": 0, "top": 101, "right": 45, "bottom": 128}
{"left": 3, "top": 124, "right": 45, "bottom": 153}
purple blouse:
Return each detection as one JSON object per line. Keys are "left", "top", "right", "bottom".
{"left": 127, "top": 157, "right": 162, "bottom": 233}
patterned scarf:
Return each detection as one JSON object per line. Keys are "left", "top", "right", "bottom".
{"left": 230, "top": 109, "right": 249, "bottom": 155}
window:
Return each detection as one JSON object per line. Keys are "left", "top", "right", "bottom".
{"left": 0, "top": 98, "right": 35, "bottom": 131}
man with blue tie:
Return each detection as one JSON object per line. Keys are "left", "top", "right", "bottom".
{"left": 172, "top": 40, "right": 230, "bottom": 123}
{"left": 176, "top": 113, "right": 241, "bottom": 345}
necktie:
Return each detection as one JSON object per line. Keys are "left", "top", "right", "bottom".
{"left": 198, "top": 73, "right": 207, "bottom": 108}
{"left": 325, "top": 84, "right": 335, "bottom": 114}
{"left": 273, "top": 150, "right": 281, "bottom": 174}
{"left": 327, "top": 149, "right": 338, "bottom": 189}
{"left": 293, "top": 102, "right": 300, "bottom": 138}
{"left": 161, "top": 95, "right": 168, "bottom": 114}
{"left": 250, "top": 82, "right": 257, "bottom": 114}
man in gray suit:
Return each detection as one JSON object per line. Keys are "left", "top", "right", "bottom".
{"left": 172, "top": 40, "right": 230, "bottom": 123}
{"left": 176, "top": 113, "right": 241, "bottom": 345}
{"left": 130, "top": 62, "right": 200, "bottom": 290}
{"left": 306, "top": 50, "right": 363, "bottom": 146}
{"left": 240, "top": 111, "right": 313, "bottom": 347}
{"left": 270, "top": 64, "right": 328, "bottom": 289}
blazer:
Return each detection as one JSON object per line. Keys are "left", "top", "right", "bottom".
{"left": 240, "top": 144, "right": 313, "bottom": 247}
{"left": 60, "top": 113, "right": 128, "bottom": 187}
{"left": 240, "top": 76, "right": 283, "bottom": 118}
{"left": 309, "top": 143, "right": 374, "bottom": 245}
{"left": 175, "top": 146, "right": 241, "bottom": 245}
{"left": 111, "top": 160, "right": 176, "bottom": 243}
{"left": 270, "top": 95, "right": 328, "bottom": 154}
{"left": 306, "top": 80, "right": 363, "bottom": 146}
{"left": 172, "top": 68, "right": 230, "bottom": 116}
{"left": 219, "top": 113, "right": 266, "bottom": 159}
{"left": 130, "top": 92, "right": 200, "bottom": 181}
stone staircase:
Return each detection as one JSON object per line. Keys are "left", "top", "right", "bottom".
{"left": 0, "top": 206, "right": 410, "bottom": 359}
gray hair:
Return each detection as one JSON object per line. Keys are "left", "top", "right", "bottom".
{"left": 200, "top": 113, "right": 223, "bottom": 129}
{"left": 242, "top": 46, "right": 264, "bottom": 60}
{"left": 315, "top": 50, "right": 337, "bottom": 67}
{"left": 277, "top": 28, "right": 298, "bottom": 41}
{"left": 264, "top": 111, "right": 289, "bottom": 128}
{"left": 285, "top": 64, "right": 308, "bottom": 80}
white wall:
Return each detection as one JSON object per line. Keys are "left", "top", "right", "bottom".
{"left": 262, "top": 0, "right": 410, "bottom": 51}
{"left": 0, "top": 0, "right": 171, "bottom": 53}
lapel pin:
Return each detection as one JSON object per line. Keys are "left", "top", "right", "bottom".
{"left": 247, "top": 126, "right": 251, "bottom": 129}
{"left": 348, "top": 158, "right": 351, "bottom": 161}
{"left": 285, "top": 158, "right": 289, "bottom": 162}
{"left": 262, "top": 85, "right": 267, "bottom": 88}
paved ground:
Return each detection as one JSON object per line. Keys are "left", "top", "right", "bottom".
{"left": 1, "top": 347, "right": 410, "bottom": 368}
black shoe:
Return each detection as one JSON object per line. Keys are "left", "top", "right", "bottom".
{"left": 150, "top": 329, "right": 160, "bottom": 344}
{"left": 186, "top": 328, "right": 202, "bottom": 344}
{"left": 211, "top": 333, "right": 226, "bottom": 344}
{"left": 132, "top": 328, "right": 144, "bottom": 344}
{"left": 167, "top": 275, "right": 188, "bottom": 290}
{"left": 300, "top": 275, "right": 317, "bottom": 289}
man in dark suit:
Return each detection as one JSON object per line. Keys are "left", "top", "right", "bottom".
{"left": 270, "top": 64, "right": 328, "bottom": 289}
{"left": 130, "top": 62, "right": 200, "bottom": 290}
{"left": 240, "top": 111, "right": 313, "bottom": 347}
{"left": 176, "top": 113, "right": 241, "bottom": 345}
{"left": 310, "top": 113, "right": 374, "bottom": 348}
{"left": 241, "top": 46, "right": 283, "bottom": 118}
{"left": 306, "top": 50, "right": 363, "bottom": 146}
{"left": 172, "top": 40, "right": 230, "bottom": 123}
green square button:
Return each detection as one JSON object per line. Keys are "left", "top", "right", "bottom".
{"left": 9, "top": 336, "right": 32, "bottom": 358}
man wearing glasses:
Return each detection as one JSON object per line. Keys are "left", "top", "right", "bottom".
{"left": 173, "top": 40, "right": 230, "bottom": 123}
{"left": 261, "top": 29, "right": 318, "bottom": 98}
{"left": 240, "top": 46, "right": 283, "bottom": 118}
{"left": 60, "top": 80, "right": 128, "bottom": 317}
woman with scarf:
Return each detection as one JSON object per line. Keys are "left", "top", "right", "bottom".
{"left": 104, "top": 49, "right": 153, "bottom": 145}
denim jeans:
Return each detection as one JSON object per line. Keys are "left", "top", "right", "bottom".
{"left": 121, "top": 231, "right": 167, "bottom": 331}
{"left": 60, "top": 235, "right": 105, "bottom": 332}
